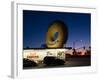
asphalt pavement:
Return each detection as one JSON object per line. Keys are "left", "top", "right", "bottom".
{"left": 23, "top": 56, "right": 90, "bottom": 69}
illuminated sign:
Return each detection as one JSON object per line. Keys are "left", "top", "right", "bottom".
{"left": 27, "top": 52, "right": 39, "bottom": 59}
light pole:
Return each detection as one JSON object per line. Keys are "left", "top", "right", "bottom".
{"left": 80, "top": 40, "right": 84, "bottom": 48}
{"left": 73, "top": 40, "right": 83, "bottom": 49}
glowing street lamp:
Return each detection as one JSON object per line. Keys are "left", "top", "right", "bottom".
{"left": 73, "top": 40, "right": 83, "bottom": 49}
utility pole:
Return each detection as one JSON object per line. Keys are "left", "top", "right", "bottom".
{"left": 73, "top": 41, "right": 75, "bottom": 49}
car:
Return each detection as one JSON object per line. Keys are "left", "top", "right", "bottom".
{"left": 23, "top": 58, "right": 38, "bottom": 68}
{"left": 43, "top": 56, "right": 65, "bottom": 66}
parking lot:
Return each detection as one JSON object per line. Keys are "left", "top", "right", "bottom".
{"left": 23, "top": 55, "right": 90, "bottom": 69}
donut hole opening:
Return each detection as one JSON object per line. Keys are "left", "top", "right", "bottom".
{"left": 53, "top": 32, "right": 59, "bottom": 41}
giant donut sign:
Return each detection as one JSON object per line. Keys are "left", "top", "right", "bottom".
{"left": 46, "top": 20, "right": 68, "bottom": 48}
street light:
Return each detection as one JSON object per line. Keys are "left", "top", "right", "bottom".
{"left": 73, "top": 40, "right": 83, "bottom": 49}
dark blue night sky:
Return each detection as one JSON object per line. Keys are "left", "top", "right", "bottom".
{"left": 23, "top": 10, "right": 91, "bottom": 49}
